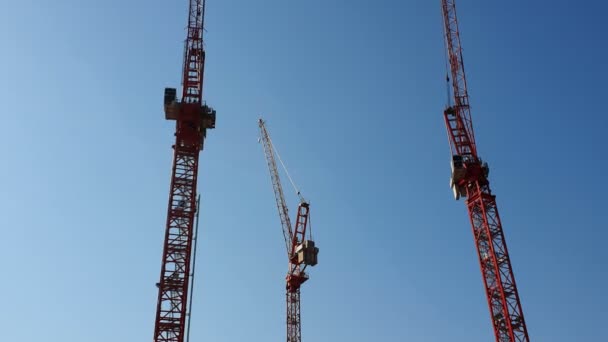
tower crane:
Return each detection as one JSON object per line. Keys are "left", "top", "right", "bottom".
{"left": 440, "top": 1, "right": 529, "bottom": 341}
{"left": 258, "top": 119, "right": 319, "bottom": 342}
{"left": 153, "top": 0, "right": 216, "bottom": 341}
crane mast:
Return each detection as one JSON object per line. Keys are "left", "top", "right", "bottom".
{"left": 441, "top": 1, "right": 529, "bottom": 341}
{"left": 259, "top": 119, "right": 319, "bottom": 342}
{"left": 154, "top": 0, "right": 216, "bottom": 341}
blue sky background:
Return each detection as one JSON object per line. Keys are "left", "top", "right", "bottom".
{"left": 1, "top": 0, "right": 607, "bottom": 341}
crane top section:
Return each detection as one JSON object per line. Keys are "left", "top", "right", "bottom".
{"left": 162, "top": 0, "right": 215, "bottom": 150}
{"left": 258, "top": 119, "right": 319, "bottom": 268}
{"left": 182, "top": 0, "right": 206, "bottom": 104}
{"left": 441, "top": 0, "right": 490, "bottom": 200}
{"left": 442, "top": 0, "right": 477, "bottom": 160}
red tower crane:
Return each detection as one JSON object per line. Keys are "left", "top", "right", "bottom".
{"left": 154, "top": 0, "right": 216, "bottom": 341}
{"left": 440, "top": 1, "right": 529, "bottom": 341}
{"left": 258, "top": 119, "right": 319, "bottom": 342}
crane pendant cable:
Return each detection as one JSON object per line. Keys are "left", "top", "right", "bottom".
{"left": 268, "top": 134, "right": 304, "bottom": 203}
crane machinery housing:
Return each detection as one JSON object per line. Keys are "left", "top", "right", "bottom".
{"left": 259, "top": 119, "right": 319, "bottom": 342}
{"left": 440, "top": 1, "right": 530, "bottom": 341}
{"left": 154, "top": 0, "right": 216, "bottom": 341}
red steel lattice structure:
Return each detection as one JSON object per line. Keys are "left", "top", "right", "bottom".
{"left": 441, "top": 1, "right": 529, "bottom": 341}
{"left": 259, "top": 119, "right": 318, "bottom": 342}
{"left": 154, "top": 0, "right": 216, "bottom": 341}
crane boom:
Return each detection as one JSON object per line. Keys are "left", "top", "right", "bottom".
{"left": 259, "top": 119, "right": 294, "bottom": 255}
{"left": 154, "top": 0, "right": 216, "bottom": 341}
{"left": 259, "top": 119, "right": 319, "bottom": 342}
{"left": 441, "top": 1, "right": 530, "bottom": 341}
{"left": 442, "top": 0, "right": 477, "bottom": 161}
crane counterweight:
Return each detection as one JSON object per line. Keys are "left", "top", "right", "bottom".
{"left": 296, "top": 240, "right": 319, "bottom": 267}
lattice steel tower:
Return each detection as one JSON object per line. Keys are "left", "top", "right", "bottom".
{"left": 153, "top": 0, "right": 216, "bottom": 341}
{"left": 440, "top": 1, "right": 530, "bottom": 341}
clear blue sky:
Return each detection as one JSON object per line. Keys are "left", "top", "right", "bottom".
{"left": 1, "top": 0, "right": 606, "bottom": 341}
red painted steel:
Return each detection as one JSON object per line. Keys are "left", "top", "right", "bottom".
{"left": 441, "top": 1, "right": 529, "bottom": 341}
{"left": 286, "top": 290, "right": 302, "bottom": 342}
{"left": 286, "top": 203, "right": 310, "bottom": 342}
{"left": 259, "top": 120, "right": 315, "bottom": 342}
{"left": 153, "top": 1, "right": 215, "bottom": 342}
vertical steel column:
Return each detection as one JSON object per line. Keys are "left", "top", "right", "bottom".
{"left": 286, "top": 289, "right": 302, "bottom": 342}
{"left": 467, "top": 183, "right": 529, "bottom": 341}
{"left": 154, "top": 146, "right": 200, "bottom": 342}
